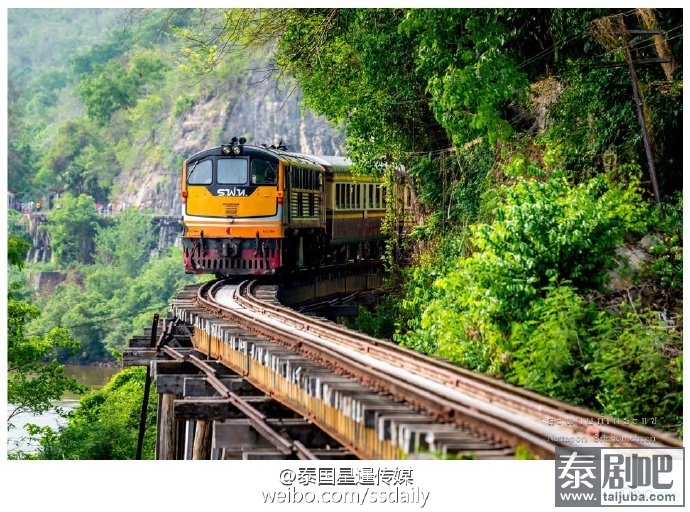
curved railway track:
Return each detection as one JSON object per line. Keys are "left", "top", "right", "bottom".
{"left": 179, "top": 276, "right": 680, "bottom": 459}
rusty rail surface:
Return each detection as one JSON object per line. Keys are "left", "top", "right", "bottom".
{"left": 192, "top": 277, "right": 681, "bottom": 459}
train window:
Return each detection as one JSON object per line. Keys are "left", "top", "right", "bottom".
{"left": 381, "top": 185, "right": 387, "bottom": 206}
{"left": 251, "top": 159, "right": 277, "bottom": 185}
{"left": 368, "top": 184, "right": 374, "bottom": 208}
{"left": 375, "top": 185, "right": 381, "bottom": 208}
{"left": 187, "top": 159, "right": 212, "bottom": 185}
{"left": 218, "top": 158, "right": 248, "bottom": 184}
{"left": 356, "top": 185, "right": 361, "bottom": 209}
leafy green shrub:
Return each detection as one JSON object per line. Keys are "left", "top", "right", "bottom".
{"left": 649, "top": 238, "right": 683, "bottom": 290}
{"left": 399, "top": 233, "right": 469, "bottom": 335}
{"left": 48, "top": 193, "right": 102, "bottom": 265}
{"left": 172, "top": 93, "right": 195, "bottom": 117}
{"left": 647, "top": 195, "right": 683, "bottom": 291}
{"left": 37, "top": 367, "right": 157, "bottom": 460}
{"left": 397, "top": 171, "right": 683, "bottom": 432}
{"left": 434, "top": 173, "right": 647, "bottom": 332}
{"left": 588, "top": 308, "right": 682, "bottom": 432}
{"left": 507, "top": 283, "right": 593, "bottom": 401}
{"left": 350, "top": 295, "right": 400, "bottom": 340}
{"left": 507, "top": 286, "right": 681, "bottom": 432}
{"left": 418, "top": 296, "right": 505, "bottom": 374}
{"left": 8, "top": 210, "right": 31, "bottom": 243}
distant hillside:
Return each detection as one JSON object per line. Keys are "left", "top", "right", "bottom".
{"left": 8, "top": 8, "right": 343, "bottom": 215}
{"left": 8, "top": 9, "right": 125, "bottom": 81}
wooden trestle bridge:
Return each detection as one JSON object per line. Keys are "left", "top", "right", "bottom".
{"left": 123, "top": 265, "right": 682, "bottom": 460}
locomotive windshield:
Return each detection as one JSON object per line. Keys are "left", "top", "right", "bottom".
{"left": 218, "top": 158, "right": 248, "bottom": 184}
{"left": 187, "top": 159, "right": 212, "bottom": 184}
{"left": 251, "top": 159, "right": 277, "bottom": 185}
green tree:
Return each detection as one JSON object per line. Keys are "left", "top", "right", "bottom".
{"left": 77, "top": 50, "right": 166, "bottom": 125}
{"left": 37, "top": 117, "right": 120, "bottom": 202}
{"left": 71, "top": 34, "right": 130, "bottom": 76}
{"left": 100, "top": 248, "right": 200, "bottom": 354}
{"left": 37, "top": 367, "right": 157, "bottom": 460}
{"left": 77, "top": 59, "right": 138, "bottom": 124}
{"left": 8, "top": 79, "right": 39, "bottom": 199}
{"left": 8, "top": 237, "right": 31, "bottom": 268}
{"left": 401, "top": 9, "right": 529, "bottom": 147}
{"left": 7, "top": 237, "right": 85, "bottom": 428}
{"left": 275, "top": 9, "right": 448, "bottom": 172}
{"left": 48, "top": 193, "right": 101, "bottom": 265}
{"left": 32, "top": 280, "right": 112, "bottom": 363}
{"left": 95, "top": 208, "right": 156, "bottom": 276}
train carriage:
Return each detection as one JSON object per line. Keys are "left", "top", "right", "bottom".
{"left": 181, "top": 139, "right": 386, "bottom": 276}
{"left": 318, "top": 155, "right": 387, "bottom": 262}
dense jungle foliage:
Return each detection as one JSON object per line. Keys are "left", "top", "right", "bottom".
{"left": 6, "top": 8, "right": 683, "bottom": 459}
{"left": 8, "top": 10, "right": 214, "bottom": 368}
{"left": 32, "top": 367, "right": 157, "bottom": 460}
{"left": 226, "top": 8, "right": 681, "bottom": 433}
{"left": 7, "top": 10, "right": 208, "bottom": 458}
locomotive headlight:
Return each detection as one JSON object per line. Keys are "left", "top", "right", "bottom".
{"left": 232, "top": 145, "right": 241, "bottom": 155}
{"left": 221, "top": 145, "right": 231, "bottom": 155}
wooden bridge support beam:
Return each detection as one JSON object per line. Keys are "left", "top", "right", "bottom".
{"left": 156, "top": 393, "right": 177, "bottom": 460}
{"left": 192, "top": 420, "right": 213, "bottom": 460}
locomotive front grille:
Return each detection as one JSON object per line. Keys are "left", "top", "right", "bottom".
{"left": 224, "top": 203, "right": 239, "bottom": 216}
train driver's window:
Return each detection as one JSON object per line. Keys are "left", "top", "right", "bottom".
{"left": 218, "top": 158, "right": 248, "bottom": 184}
{"left": 251, "top": 159, "right": 277, "bottom": 185}
{"left": 187, "top": 159, "right": 212, "bottom": 185}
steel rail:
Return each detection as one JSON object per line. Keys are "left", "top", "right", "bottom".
{"left": 195, "top": 278, "right": 681, "bottom": 458}
{"left": 196, "top": 280, "right": 557, "bottom": 457}
{"left": 236, "top": 280, "right": 682, "bottom": 450}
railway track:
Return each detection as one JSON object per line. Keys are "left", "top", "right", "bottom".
{"left": 178, "top": 275, "right": 681, "bottom": 459}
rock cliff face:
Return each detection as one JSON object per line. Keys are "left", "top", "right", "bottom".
{"left": 221, "top": 83, "right": 344, "bottom": 156}
{"left": 115, "top": 72, "right": 344, "bottom": 216}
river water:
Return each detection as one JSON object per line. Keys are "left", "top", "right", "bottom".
{"left": 7, "top": 365, "right": 119, "bottom": 455}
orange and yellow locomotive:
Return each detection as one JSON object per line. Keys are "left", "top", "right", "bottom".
{"left": 181, "top": 138, "right": 387, "bottom": 275}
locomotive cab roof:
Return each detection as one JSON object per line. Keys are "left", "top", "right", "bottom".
{"left": 185, "top": 144, "right": 343, "bottom": 170}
